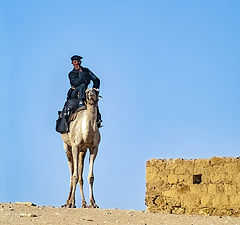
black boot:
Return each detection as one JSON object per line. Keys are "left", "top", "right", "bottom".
{"left": 97, "top": 119, "right": 103, "bottom": 128}
{"left": 77, "top": 100, "right": 87, "bottom": 111}
{"left": 96, "top": 108, "right": 102, "bottom": 128}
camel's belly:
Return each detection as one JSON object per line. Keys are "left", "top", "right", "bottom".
{"left": 76, "top": 133, "right": 97, "bottom": 147}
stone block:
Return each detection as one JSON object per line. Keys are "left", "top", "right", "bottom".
{"left": 181, "top": 194, "right": 200, "bottom": 208}
{"left": 208, "top": 184, "right": 217, "bottom": 194}
{"left": 146, "top": 160, "right": 153, "bottom": 167}
{"left": 193, "top": 166, "right": 205, "bottom": 174}
{"left": 236, "top": 172, "right": 240, "bottom": 184}
{"left": 175, "top": 166, "right": 188, "bottom": 175}
{"left": 172, "top": 207, "right": 185, "bottom": 214}
{"left": 230, "top": 195, "right": 240, "bottom": 207}
{"left": 176, "top": 184, "right": 190, "bottom": 194}
{"left": 201, "top": 195, "right": 212, "bottom": 207}
{"left": 199, "top": 207, "right": 211, "bottom": 215}
{"left": 170, "top": 197, "right": 182, "bottom": 207}
{"left": 162, "top": 189, "right": 178, "bottom": 198}
{"left": 168, "top": 174, "right": 178, "bottom": 184}
{"left": 210, "top": 157, "right": 224, "bottom": 165}
{"left": 166, "top": 161, "right": 178, "bottom": 170}
{"left": 223, "top": 163, "right": 238, "bottom": 174}
{"left": 146, "top": 159, "right": 164, "bottom": 167}
{"left": 218, "top": 172, "right": 232, "bottom": 183}
{"left": 216, "top": 183, "right": 224, "bottom": 194}
{"left": 237, "top": 160, "right": 240, "bottom": 172}
{"left": 225, "top": 157, "right": 238, "bottom": 163}
{"left": 224, "top": 184, "right": 237, "bottom": 195}
{"left": 212, "top": 195, "right": 229, "bottom": 208}
{"left": 174, "top": 158, "right": 184, "bottom": 164}
{"left": 185, "top": 175, "right": 194, "bottom": 185}
{"left": 190, "top": 184, "right": 207, "bottom": 194}
{"left": 146, "top": 171, "right": 161, "bottom": 184}
{"left": 194, "top": 159, "right": 210, "bottom": 167}
{"left": 178, "top": 175, "right": 184, "bottom": 182}
{"left": 209, "top": 172, "right": 218, "bottom": 183}
{"left": 201, "top": 174, "right": 210, "bottom": 184}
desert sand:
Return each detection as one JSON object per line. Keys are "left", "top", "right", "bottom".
{"left": 0, "top": 202, "right": 240, "bottom": 225}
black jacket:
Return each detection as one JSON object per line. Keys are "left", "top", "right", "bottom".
{"left": 68, "top": 67, "right": 100, "bottom": 89}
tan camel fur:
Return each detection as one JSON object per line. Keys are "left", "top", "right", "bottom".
{"left": 61, "top": 88, "right": 101, "bottom": 208}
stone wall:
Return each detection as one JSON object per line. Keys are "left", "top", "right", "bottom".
{"left": 145, "top": 157, "right": 240, "bottom": 216}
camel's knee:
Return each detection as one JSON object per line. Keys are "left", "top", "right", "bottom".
{"left": 66, "top": 151, "right": 72, "bottom": 163}
{"left": 72, "top": 175, "right": 78, "bottom": 185}
{"left": 79, "top": 177, "right": 83, "bottom": 186}
{"left": 88, "top": 176, "right": 94, "bottom": 184}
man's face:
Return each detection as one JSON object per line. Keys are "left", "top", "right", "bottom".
{"left": 72, "top": 60, "right": 81, "bottom": 70}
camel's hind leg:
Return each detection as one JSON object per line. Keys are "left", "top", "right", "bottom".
{"left": 88, "top": 147, "right": 99, "bottom": 208}
{"left": 78, "top": 150, "right": 87, "bottom": 208}
{"left": 62, "top": 142, "right": 73, "bottom": 208}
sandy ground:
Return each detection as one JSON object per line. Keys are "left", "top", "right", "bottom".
{"left": 0, "top": 202, "right": 240, "bottom": 225}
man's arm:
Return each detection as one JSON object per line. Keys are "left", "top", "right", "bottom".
{"left": 88, "top": 69, "right": 100, "bottom": 89}
{"left": 68, "top": 72, "right": 79, "bottom": 88}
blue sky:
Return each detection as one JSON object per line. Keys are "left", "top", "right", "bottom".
{"left": 1, "top": 0, "right": 240, "bottom": 210}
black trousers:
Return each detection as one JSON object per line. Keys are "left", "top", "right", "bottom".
{"left": 70, "top": 83, "right": 87, "bottom": 100}
{"left": 66, "top": 85, "right": 102, "bottom": 122}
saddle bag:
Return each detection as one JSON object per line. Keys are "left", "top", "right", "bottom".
{"left": 56, "top": 116, "right": 69, "bottom": 134}
{"left": 55, "top": 99, "right": 79, "bottom": 134}
{"left": 56, "top": 111, "right": 69, "bottom": 134}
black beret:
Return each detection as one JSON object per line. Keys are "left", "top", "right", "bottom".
{"left": 71, "top": 55, "right": 83, "bottom": 61}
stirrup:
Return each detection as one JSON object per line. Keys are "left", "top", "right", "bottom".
{"left": 76, "top": 100, "right": 87, "bottom": 111}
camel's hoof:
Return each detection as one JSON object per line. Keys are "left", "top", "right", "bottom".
{"left": 69, "top": 203, "right": 76, "bottom": 208}
{"left": 61, "top": 203, "right": 70, "bottom": 208}
{"left": 89, "top": 203, "right": 99, "bottom": 208}
{"left": 61, "top": 203, "right": 76, "bottom": 208}
{"left": 81, "top": 201, "right": 88, "bottom": 208}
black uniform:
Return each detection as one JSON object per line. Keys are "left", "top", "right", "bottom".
{"left": 66, "top": 66, "right": 102, "bottom": 124}
{"left": 67, "top": 67, "right": 100, "bottom": 100}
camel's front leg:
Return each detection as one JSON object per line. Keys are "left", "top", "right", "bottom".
{"left": 88, "top": 147, "right": 99, "bottom": 208}
{"left": 62, "top": 143, "right": 73, "bottom": 208}
{"left": 78, "top": 150, "right": 87, "bottom": 208}
{"left": 68, "top": 145, "right": 79, "bottom": 208}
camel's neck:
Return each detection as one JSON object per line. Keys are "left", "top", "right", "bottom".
{"left": 86, "top": 103, "right": 98, "bottom": 121}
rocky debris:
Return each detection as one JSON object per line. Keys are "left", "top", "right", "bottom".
{"left": 19, "top": 213, "right": 38, "bottom": 218}
{"left": 83, "top": 218, "right": 94, "bottom": 221}
{"left": 15, "top": 202, "right": 36, "bottom": 207}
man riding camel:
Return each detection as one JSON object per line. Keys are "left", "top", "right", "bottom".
{"left": 67, "top": 55, "right": 100, "bottom": 109}
{"left": 56, "top": 55, "right": 102, "bottom": 133}
{"left": 66, "top": 55, "right": 102, "bottom": 127}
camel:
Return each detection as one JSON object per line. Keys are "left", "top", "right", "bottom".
{"left": 61, "top": 88, "right": 101, "bottom": 208}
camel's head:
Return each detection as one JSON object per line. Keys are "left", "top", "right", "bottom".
{"left": 86, "top": 88, "right": 99, "bottom": 105}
